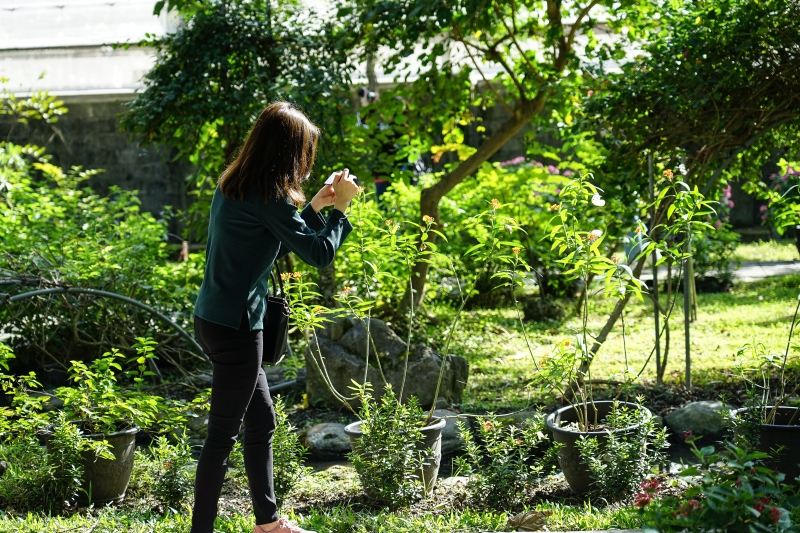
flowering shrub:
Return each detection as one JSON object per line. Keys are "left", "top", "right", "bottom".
{"left": 638, "top": 436, "right": 800, "bottom": 533}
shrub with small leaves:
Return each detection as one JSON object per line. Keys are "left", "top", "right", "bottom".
{"left": 455, "top": 413, "right": 555, "bottom": 510}
{"left": 639, "top": 437, "right": 800, "bottom": 533}
{"left": 272, "top": 396, "right": 310, "bottom": 503}
{"left": 347, "top": 384, "right": 425, "bottom": 507}
{"left": 150, "top": 433, "right": 194, "bottom": 512}
{"left": 576, "top": 401, "right": 668, "bottom": 500}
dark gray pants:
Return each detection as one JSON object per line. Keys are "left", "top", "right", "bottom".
{"left": 191, "top": 313, "right": 277, "bottom": 533}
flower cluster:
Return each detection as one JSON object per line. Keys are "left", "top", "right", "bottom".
{"left": 422, "top": 214, "right": 435, "bottom": 224}
{"left": 633, "top": 478, "right": 662, "bottom": 508}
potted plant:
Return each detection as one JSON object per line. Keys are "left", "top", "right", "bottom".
{"left": 286, "top": 198, "right": 451, "bottom": 503}
{"left": 531, "top": 175, "right": 690, "bottom": 494}
{"left": 731, "top": 295, "right": 800, "bottom": 485}
{"left": 33, "top": 338, "right": 196, "bottom": 505}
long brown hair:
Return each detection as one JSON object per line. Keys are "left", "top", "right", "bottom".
{"left": 219, "top": 102, "right": 319, "bottom": 205}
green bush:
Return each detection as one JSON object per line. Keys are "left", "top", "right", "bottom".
{"left": 1, "top": 95, "right": 204, "bottom": 368}
{"left": 576, "top": 402, "right": 668, "bottom": 500}
{"left": 347, "top": 385, "right": 426, "bottom": 507}
{"left": 272, "top": 396, "right": 310, "bottom": 504}
{"left": 455, "top": 413, "right": 555, "bottom": 511}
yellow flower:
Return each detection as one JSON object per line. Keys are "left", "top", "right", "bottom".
{"left": 422, "top": 215, "right": 435, "bottom": 224}
{"left": 512, "top": 247, "right": 521, "bottom": 255}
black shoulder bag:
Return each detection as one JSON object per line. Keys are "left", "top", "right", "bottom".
{"left": 264, "top": 264, "right": 291, "bottom": 366}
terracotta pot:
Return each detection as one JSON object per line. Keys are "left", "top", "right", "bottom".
{"left": 546, "top": 401, "right": 652, "bottom": 493}
{"left": 731, "top": 406, "right": 800, "bottom": 485}
{"left": 344, "top": 416, "right": 446, "bottom": 497}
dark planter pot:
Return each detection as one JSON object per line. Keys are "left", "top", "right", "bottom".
{"left": 731, "top": 406, "right": 800, "bottom": 485}
{"left": 44, "top": 422, "right": 139, "bottom": 505}
{"left": 344, "top": 417, "right": 446, "bottom": 497}
{"left": 546, "top": 401, "right": 652, "bottom": 494}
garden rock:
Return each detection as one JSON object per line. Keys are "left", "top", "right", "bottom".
{"left": 187, "top": 413, "right": 209, "bottom": 439}
{"left": 305, "top": 423, "right": 351, "bottom": 459}
{"left": 433, "top": 408, "right": 467, "bottom": 455}
{"left": 338, "top": 318, "right": 407, "bottom": 359}
{"left": 305, "top": 319, "right": 469, "bottom": 408}
{"left": 0, "top": 460, "right": 7, "bottom": 478}
{"left": 665, "top": 400, "right": 733, "bottom": 438}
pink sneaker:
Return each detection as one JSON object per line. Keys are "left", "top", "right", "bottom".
{"left": 255, "top": 518, "right": 317, "bottom": 533}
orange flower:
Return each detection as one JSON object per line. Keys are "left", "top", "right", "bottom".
{"left": 292, "top": 271, "right": 302, "bottom": 279}
{"left": 385, "top": 219, "right": 394, "bottom": 226}
{"left": 280, "top": 273, "right": 291, "bottom": 281}
{"left": 422, "top": 215, "right": 435, "bottom": 224}
{"left": 512, "top": 246, "right": 521, "bottom": 255}
{"left": 663, "top": 169, "right": 674, "bottom": 179}
{"left": 550, "top": 204, "right": 560, "bottom": 211}
{"left": 635, "top": 227, "right": 643, "bottom": 233}
{"left": 564, "top": 340, "right": 571, "bottom": 347}
{"left": 490, "top": 198, "right": 501, "bottom": 209}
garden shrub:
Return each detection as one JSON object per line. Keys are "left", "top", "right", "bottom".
{"left": 455, "top": 413, "right": 556, "bottom": 511}
{"left": 0, "top": 413, "right": 90, "bottom": 513}
{"left": 272, "top": 396, "right": 311, "bottom": 504}
{"left": 347, "top": 385, "right": 426, "bottom": 507}
{"left": 1, "top": 103, "right": 205, "bottom": 369}
{"left": 576, "top": 402, "right": 668, "bottom": 500}
{"left": 149, "top": 433, "right": 195, "bottom": 512}
{"left": 638, "top": 438, "right": 800, "bottom": 532}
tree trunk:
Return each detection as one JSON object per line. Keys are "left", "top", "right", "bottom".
{"left": 402, "top": 94, "right": 547, "bottom": 308}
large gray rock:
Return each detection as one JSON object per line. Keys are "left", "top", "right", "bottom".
{"left": 187, "top": 413, "right": 209, "bottom": 439}
{"left": 305, "top": 423, "right": 351, "bottom": 459}
{"left": 338, "top": 318, "right": 408, "bottom": 359}
{"left": 665, "top": 401, "right": 733, "bottom": 438}
{"left": 305, "top": 318, "right": 469, "bottom": 409}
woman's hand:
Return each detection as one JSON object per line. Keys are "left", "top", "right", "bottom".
{"left": 333, "top": 169, "right": 359, "bottom": 213}
{"left": 310, "top": 183, "right": 336, "bottom": 213}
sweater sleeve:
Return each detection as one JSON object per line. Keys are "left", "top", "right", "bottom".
{"left": 257, "top": 199, "right": 352, "bottom": 268}
{"left": 276, "top": 204, "right": 328, "bottom": 260}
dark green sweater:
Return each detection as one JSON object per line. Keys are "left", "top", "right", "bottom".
{"left": 194, "top": 185, "right": 352, "bottom": 330}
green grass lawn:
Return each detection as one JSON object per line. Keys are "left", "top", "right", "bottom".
{"left": 432, "top": 273, "right": 800, "bottom": 410}
{"left": 734, "top": 239, "right": 798, "bottom": 262}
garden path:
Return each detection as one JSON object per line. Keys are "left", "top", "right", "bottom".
{"left": 639, "top": 259, "right": 800, "bottom": 282}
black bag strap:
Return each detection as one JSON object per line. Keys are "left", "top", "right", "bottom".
{"left": 270, "top": 261, "right": 286, "bottom": 298}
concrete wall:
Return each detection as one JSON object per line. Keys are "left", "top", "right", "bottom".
{"left": 2, "top": 94, "right": 192, "bottom": 232}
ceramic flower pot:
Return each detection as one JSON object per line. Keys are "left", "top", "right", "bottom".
{"left": 731, "top": 406, "right": 800, "bottom": 485}
{"left": 344, "top": 416, "right": 446, "bottom": 497}
{"left": 545, "top": 400, "right": 652, "bottom": 493}
{"left": 44, "top": 421, "right": 139, "bottom": 505}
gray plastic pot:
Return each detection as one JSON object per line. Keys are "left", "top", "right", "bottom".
{"left": 45, "top": 422, "right": 139, "bottom": 505}
{"left": 731, "top": 406, "right": 800, "bottom": 485}
{"left": 545, "top": 400, "right": 652, "bottom": 494}
{"left": 344, "top": 416, "right": 446, "bottom": 497}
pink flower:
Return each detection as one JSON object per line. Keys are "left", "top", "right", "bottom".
{"left": 781, "top": 174, "right": 788, "bottom": 181}
{"left": 728, "top": 200, "right": 735, "bottom": 208}
{"left": 760, "top": 205, "right": 768, "bottom": 212}
{"left": 775, "top": 183, "right": 782, "bottom": 190}
{"left": 547, "top": 165, "right": 560, "bottom": 174}
{"left": 714, "top": 220, "right": 722, "bottom": 230}
{"left": 533, "top": 161, "right": 543, "bottom": 167}
{"left": 563, "top": 170, "right": 573, "bottom": 176}
{"left": 724, "top": 185, "right": 732, "bottom": 199}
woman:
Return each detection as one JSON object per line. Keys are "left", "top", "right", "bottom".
{"left": 191, "top": 102, "right": 358, "bottom": 533}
